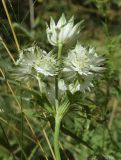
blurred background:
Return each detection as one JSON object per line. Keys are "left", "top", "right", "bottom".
{"left": 0, "top": 0, "right": 121, "bottom": 159}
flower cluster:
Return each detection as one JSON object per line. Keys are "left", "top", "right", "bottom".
{"left": 13, "top": 14, "right": 105, "bottom": 93}
{"left": 12, "top": 14, "right": 106, "bottom": 160}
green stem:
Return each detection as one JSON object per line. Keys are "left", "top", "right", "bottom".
{"left": 57, "top": 44, "right": 63, "bottom": 65}
{"left": 55, "top": 44, "right": 63, "bottom": 109}
{"left": 54, "top": 115, "right": 61, "bottom": 160}
{"left": 54, "top": 44, "right": 63, "bottom": 160}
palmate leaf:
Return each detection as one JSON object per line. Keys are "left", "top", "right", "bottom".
{"left": 65, "top": 91, "right": 91, "bottom": 116}
{"left": 66, "top": 91, "right": 104, "bottom": 121}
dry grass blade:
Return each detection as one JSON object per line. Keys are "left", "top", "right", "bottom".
{"left": 0, "top": 116, "right": 37, "bottom": 146}
{"left": 0, "top": 37, "right": 16, "bottom": 64}
{"left": 41, "top": 125, "right": 56, "bottom": 160}
{"left": 2, "top": 0, "right": 20, "bottom": 51}
{"left": 25, "top": 116, "right": 49, "bottom": 160}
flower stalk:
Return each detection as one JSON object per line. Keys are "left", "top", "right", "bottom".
{"left": 57, "top": 43, "right": 63, "bottom": 64}
{"left": 54, "top": 43, "right": 63, "bottom": 159}
{"left": 55, "top": 43, "right": 63, "bottom": 109}
{"left": 54, "top": 114, "right": 61, "bottom": 160}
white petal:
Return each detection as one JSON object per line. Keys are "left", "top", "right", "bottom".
{"left": 67, "top": 21, "right": 81, "bottom": 39}
{"left": 47, "top": 32, "right": 57, "bottom": 46}
{"left": 50, "top": 17, "right": 55, "bottom": 29}
{"left": 59, "top": 16, "right": 74, "bottom": 42}
{"left": 57, "top": 13, "right": 66, "bottom": 27}
{"left": 58, "top": 79, "right": 67, "bottom": 91}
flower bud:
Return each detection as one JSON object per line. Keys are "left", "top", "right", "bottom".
{"left": 46, "top": 14, "right": 83, "bottom": 46}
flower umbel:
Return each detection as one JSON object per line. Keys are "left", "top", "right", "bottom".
{"left": 63, "top": 43, "right": 105, "bottom": 76}
{"left": 13, "top": 46, "right": 57, "bottom": 81}
{"left": 34, "top": 52, "right": 57, "bottom": 76}
{"left": 63, "top": 43, "right": 105, "bottom": 93}
{"left": 46, "top": 14, "right": 83, "bottom": 46}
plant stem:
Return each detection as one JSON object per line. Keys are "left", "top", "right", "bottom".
{"left": 54, "top": 44, "right": 63, "bottom": 159}
{"left": 57, "top": 44, "right": 63, "bottom": 65}
{"left": 55, "top": 44, "right": 63, "bottom": 109}
{"left": 54, "top": 115, "right": 61, "bottom": 160}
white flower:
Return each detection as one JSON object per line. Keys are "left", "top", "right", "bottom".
{"left": 58, "top": 76, "right": 94, "bottom": 94}
{"left": 58, "top": 79, "right": 67, "bottom": 91}
{"left": 63, "top": 43, "right": 105, "bottom": 76}
{"left": 46, "top": 14, "right": 83, "bottom": 46}
{"left": 13, "top": 46, "right": 57, "bottom": 81}
{"left": 34, "top": 52, "right": 57, "bottom": 76}
{"left": 68, "top": 75, "right": 94, "bottom": 93}
{"left": 62, "top": 43, "right": 105, "bottom": 93}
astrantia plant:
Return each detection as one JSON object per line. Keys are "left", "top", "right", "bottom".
{"left": 13, "top": 14, "right": 105, "bottom": 160}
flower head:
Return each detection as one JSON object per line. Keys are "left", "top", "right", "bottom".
{"left": 63, "top": 43, "right": 105, "bottom": 76}
{"left": 13, "top": 46, "right": 57, "bottom": 81}
{"left": 34, "top": 52, "right": 57, "bottom": 76}
{"left": 62, "top": 43, "right": 105, "bottom": 93}
{"left": 46, "top": 14, "right": 83, "bottom": 46}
